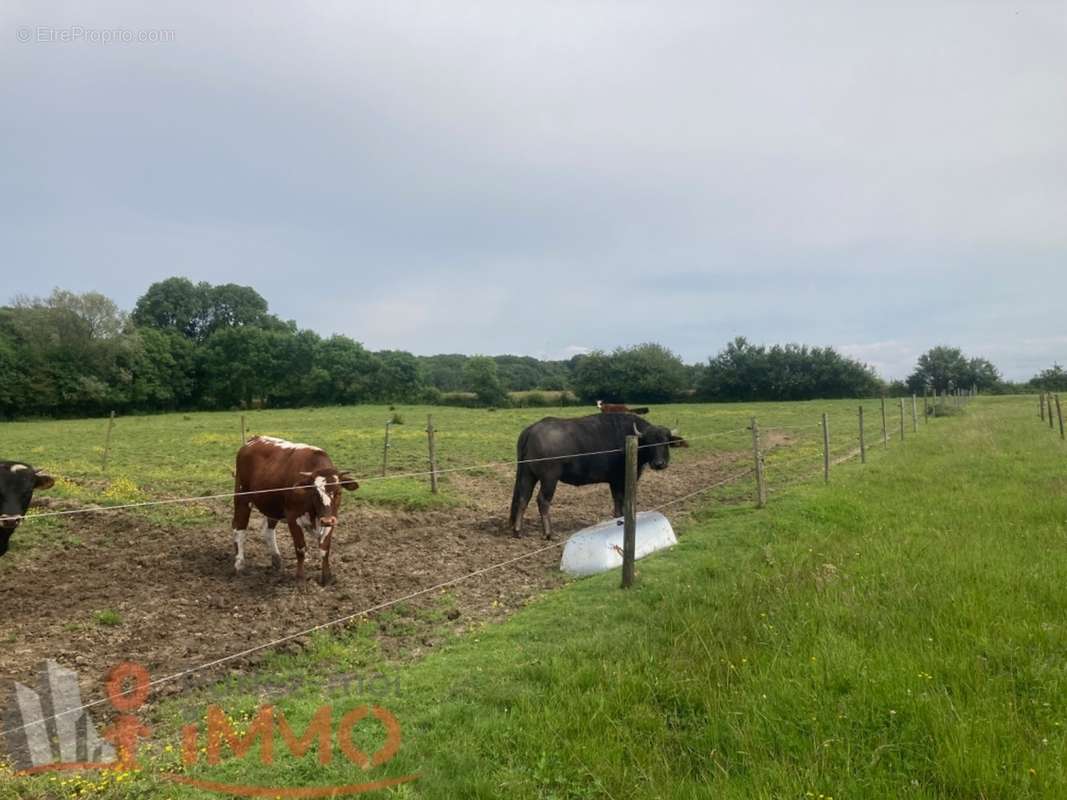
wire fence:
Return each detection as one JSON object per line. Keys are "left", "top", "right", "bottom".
{"left": 0, "top": 392, "right": 979, "bottom": 737}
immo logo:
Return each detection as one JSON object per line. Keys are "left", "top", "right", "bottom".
{"left": 5, "top": 661, "right": 418, "bottom": 797}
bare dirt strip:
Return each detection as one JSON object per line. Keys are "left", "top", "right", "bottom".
{"left": 0, "top": 456, "right": 746, "bottom": 715}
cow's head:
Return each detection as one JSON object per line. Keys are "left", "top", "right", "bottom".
{"left": 298, "top": 469, "right": 359, "bottom": 527}
{"left": 634, "top": 424, "right": 687, "bottom": 471}
{"left": 0, "top": 462, "right": 54, "bottom": 556}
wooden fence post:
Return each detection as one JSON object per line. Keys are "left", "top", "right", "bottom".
{"left": 750, "top": 417, "right": 766, "bottom": 508}
{"left": 1041, "top": 392, "right": 1047, "bottom": 421}
{"left": 1058, "top": 395, "right": 1065, "bottom": 441}
{"left": 240, "top": 414, "right": 247, "bottom": 445}
{"left": 880, "top": 397, "right": 888, "bottom": 448}
{"left": 427, "top": 414, "right": 439, "bottom": 493}
{"left": 822, "top": 413, "right": 830, "bottom": 483}
{"left": 911, "top": 394, "right": 918, "bottom": 433}
{"left": 102, "top": 410, "right": 116, "bottom": 474}
{"left": 899, "top": 397, "right": 905, "bottom": 440}
{"left": 381, "top": 421, "right": 392, "bottom": 477}
{"left": 621, "top": 434, "right": 638, "bottom": 589}
{"left": 859, "top": 406, "right": 866, "bottom": 464}
{"left": 923, "top": 388, "right": 929, "bottom": 424}
{"left": 1050, "top": 399, "right": 1056, "bottom": 430}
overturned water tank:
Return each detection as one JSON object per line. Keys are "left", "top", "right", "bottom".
{"left": 560, "top": 511, "right": 677, "bottom": 577}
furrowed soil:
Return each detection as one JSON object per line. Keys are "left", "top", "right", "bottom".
{"left": 0, "top": 453, "right": 745, "bottom": 713}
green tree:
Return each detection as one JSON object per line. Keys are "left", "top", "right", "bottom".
{"left": 308, "top": 335, "right": 379, "bottom": 405}
{"left": 1031, "top": 364, "right": 1067, "bottom": 392}
{"left": 612, "top": 343, "right": 688, "bottom": 403}
{"left": 133, "top": 278, "right": 272, "bottom": 341}
{"left": 197, "top": 326, "right": 282, "bottom": 408}
{"left": 700, "top": 337, "right": 881, "bottom": 401}
{"left": 202, "top": 283, "right": 270, "bottom": 337}
{"left": 374, "top": 350, "right": 424, "bottom": 402}
{"left": 464, "top": 356, "right": 508, "bottom": 406}
{"left": 907, "top": 346, "right": 977, "bottom": 393}
{"left": 131, "top": 277, "right": 211, "bottom": 339}
{"left": 961, "top": 357, "right": 1001, "bottom": 392}
{"left": 571, "top": 351, "right": 618, "bottom": 403}
{"left": 128, "top": 328, "right": 197, "bottom": 409}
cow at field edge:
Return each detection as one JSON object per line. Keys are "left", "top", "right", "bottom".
{"left": 509, "top": 413, "right": 687, "bottom": 539}
{"left": 233, "top": 436, "right": 358, "bottom": 585}
{"left": 0, "top": 462, "right": 55, "bottom": 555}
{"left": 596, "top": 400, "right": 650, "bottom": 415}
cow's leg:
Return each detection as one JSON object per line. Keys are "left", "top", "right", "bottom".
{"left": 536, "top": 477, "right": 558, "bottom": 540}
{"left": 286, "top": 513, "right": 308, "bottom": 584}
{"left": 231, "top": 497, "right": 253, "bottom": 575}
{"left": 318, "top": 525, "right": 334, "bottom": 586}
{"left": 609, "top": 479, "right": 625, "bottom": 518}
{"left": 509, "top": 466, "right": 538, "bottom": 537}
{"left": 261, "top": 518, "right": 282, "bottom": 571}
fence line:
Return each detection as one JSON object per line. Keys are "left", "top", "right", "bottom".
{"left": 17, "top": 408, "right": 921, "bottom": 525}
{"left": 0, "top": 397, "right": 959, "bottom": 739}
{"left": 9, "top": 427, "right": 752, "bottom": 524}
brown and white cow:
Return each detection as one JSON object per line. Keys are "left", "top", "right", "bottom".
{"left": 232, "top": 436, "right": 358, "bottom": 585}
{"left": 596, "top": 400, "right": 650, "bottom": 415}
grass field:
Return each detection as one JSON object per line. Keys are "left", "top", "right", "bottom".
{"left": 7, "top": 394, "right": 1045, "bottom": 799}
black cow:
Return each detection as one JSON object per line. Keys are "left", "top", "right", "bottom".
{"left": 509, "top": 413, "right": 686, "bottom": 538}
{"left": 0, "top": 462, "right": 55, "bottom": 555}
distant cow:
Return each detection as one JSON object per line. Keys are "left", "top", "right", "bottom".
{"left": 0, "top": 462, "right": 54, "bottom": 556}
{"left": 509, "top": 413, "right": 686, "bottom": 539}
{"left": 597, "top": 400, "right": 649, "bottom": 415}
{"left": 233, "top": 436, "right": 358, "bottom": 585}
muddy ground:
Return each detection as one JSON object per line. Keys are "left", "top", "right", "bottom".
{"left": 0, "top": 455, "right": 748, "bottom": 714}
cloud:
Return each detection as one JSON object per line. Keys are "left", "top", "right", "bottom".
{"left": 2, "top": 1, "right": 1065, "bottom": 380}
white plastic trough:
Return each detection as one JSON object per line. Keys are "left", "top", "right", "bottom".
{"left": 560, "top": 511, "right": 677, "bottom": 577}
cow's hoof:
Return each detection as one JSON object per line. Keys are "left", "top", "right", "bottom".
{"left": 233, "top": 560, "right": 245, "bottom": 576}
{"left": 271, "top": 554, "right": 282, "bottom": 571}
{"left": 319, "top": 573, "right": 333, "bottom": 587}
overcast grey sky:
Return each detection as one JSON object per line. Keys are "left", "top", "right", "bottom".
{"left": 3, "top": 2, "right": 1065, "bottom": 380}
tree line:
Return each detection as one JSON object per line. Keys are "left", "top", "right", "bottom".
{"left": 0, "top": 277, "right": 1049, "bottom": 419}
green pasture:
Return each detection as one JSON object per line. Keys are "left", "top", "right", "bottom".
{"left": 6, "top": 394, "right": 1054, "bottom": 799}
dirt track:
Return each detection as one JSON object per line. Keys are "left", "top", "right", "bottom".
{"left": 0, "top": 457, "right": 745, "bottom": 708}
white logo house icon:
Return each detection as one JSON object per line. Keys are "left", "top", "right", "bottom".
{"left": 5, "top": 661, "right": 114, "bottom": 772}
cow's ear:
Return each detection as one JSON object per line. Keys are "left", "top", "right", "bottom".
{"left": 33, "top": 470, "right": 55, "bottom": 490}
{"left": 338, "top": 472, "right": 359, "bottom": 491}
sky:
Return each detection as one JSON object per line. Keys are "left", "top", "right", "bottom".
{"left": 2, "top": 2, "right": 1065, "bottom": 381}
